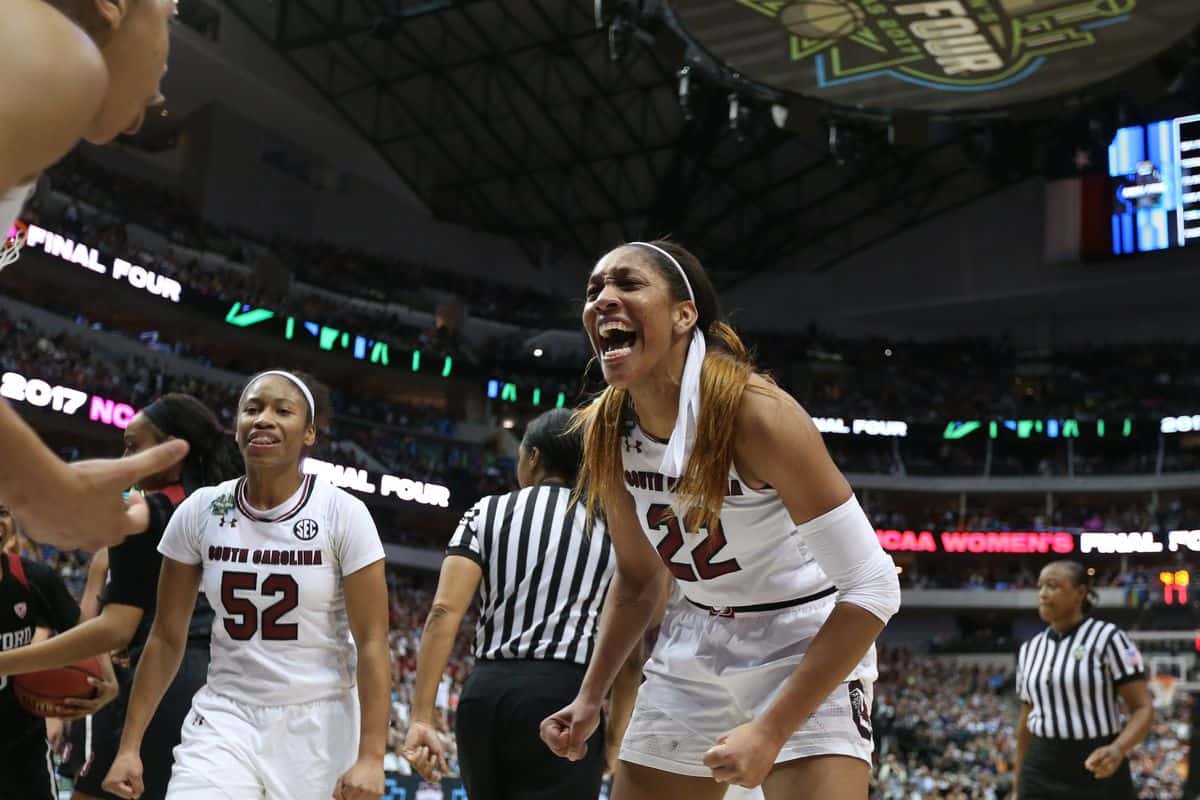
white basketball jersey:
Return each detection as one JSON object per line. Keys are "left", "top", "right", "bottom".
{"left": 621, "top": 426, "right": 833, "bottom": 609}
{"left": 159, "top": 475, "right": 385, "bottom": 706}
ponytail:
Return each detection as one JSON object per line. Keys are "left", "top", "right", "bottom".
{"left": 142, "top": 394, "right": 243, "bottom": 493}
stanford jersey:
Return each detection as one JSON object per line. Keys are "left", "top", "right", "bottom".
{"left": 620, "top": 425, "right": 833, "bottom": 609}
{"left": 158, "top": 476, "right": 384, "bottom": 706}
{"left": 0, "top": 553, "right": 80, "bottom": 749}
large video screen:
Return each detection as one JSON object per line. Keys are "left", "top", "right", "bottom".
{"left": 1108, "top": 114, "right": 1200, "bottom": 255}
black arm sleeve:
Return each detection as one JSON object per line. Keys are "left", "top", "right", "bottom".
{"left": 25, "top": 560, "right": 81, "bottom": 632}
{"left": 103, "top": 492, "right": 176, "bottom": 612}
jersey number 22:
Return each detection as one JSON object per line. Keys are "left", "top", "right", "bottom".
{"left": 220, "top": 572, "right": 299, "bottom": 641}
{"left": 647, "top": 503, "right": 742, "bottom": 581}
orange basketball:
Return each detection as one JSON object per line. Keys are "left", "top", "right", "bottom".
{"left": 12, "top": 657, "right": 102, "bottom": 717}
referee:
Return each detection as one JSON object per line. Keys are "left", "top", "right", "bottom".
{"left": 403, "top": 409, "right": 623, "bottom": 798}
{"left": 1015, "top": 560, "right": 1154, "bottom": 800}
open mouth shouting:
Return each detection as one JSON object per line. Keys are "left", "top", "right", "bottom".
{"left": 597, "top": 319, "right": 638, "bottom": 362}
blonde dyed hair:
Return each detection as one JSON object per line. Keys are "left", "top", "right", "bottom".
{"left": 572, "top": 241, "right": 758, "bottom": 528}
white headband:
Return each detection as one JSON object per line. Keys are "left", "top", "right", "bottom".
{"left": 241, "top": 370, "right": 315, "bottom": 424}
{"left": 629, "top": 242, "right": 706, "bottom": 479}
{"left": 629, "top": 241, "right": 694, "bottom": 303}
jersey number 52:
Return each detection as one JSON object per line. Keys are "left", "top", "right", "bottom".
{"left": 647, "top": 503, "right": 742, "bottom": 582}
{"left": 220, "top": 572, "right": 299, "bottom": 641}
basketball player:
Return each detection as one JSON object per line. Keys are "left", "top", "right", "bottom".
{"left": 540, "top": 241, "right": 901, "bottom": 797}
{"left": 0, "top": 503, "right": 119, "bottom": 800}
{"left": 0, "top": 0, "right": 185, "bottom": 550}
{"left": 0, "top": 395, "right": 242, "bottom": 800}
{"left": 102, "top": 371, "right": 389, "bottom": 800}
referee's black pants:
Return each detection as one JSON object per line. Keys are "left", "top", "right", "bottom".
{"left": 455, "top": 659, "right": 605, "bottom": 800}
{"left": 1018, "top": 734, "right": 1135, "bottom": 800}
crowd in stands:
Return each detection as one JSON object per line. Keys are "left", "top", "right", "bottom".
{"left": 767, "top": 330, "right": 1200, "bottom": 424}
{"left": 872, "top": 648, "right": 1188, "bottom": 800}
{"left": 873, "top": 649, "right": 1016, "bottom": 799}
{"left": 33, "top": 157, "right": 1200, "bottom": 440}
{"left": 39, "top": 154, "right": 575, "bottom": 334}
{"left": 1134, "top": 697, "right": 1191, "bottom": 800}
{"left": 18, "top": 535, "right": 1188, "bottom": 800}
{"left": 0, "top": 308, "right": 516, "bottom": 499}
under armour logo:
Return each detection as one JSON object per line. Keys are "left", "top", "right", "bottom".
{"left": 192, "top": 713, "right": 206, "bottom": 726}
{"left": 624, "top": 438, "right": 643, "bottom": 453}
{"left": 219, "top": 516, "right": 238, "bottom": 528}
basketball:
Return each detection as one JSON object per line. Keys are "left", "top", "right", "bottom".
{"left": 780, "top": 0, "right": 865, "bottom": 40}
{"left": 12, "top": 657, "right": 102, "bottom": 718}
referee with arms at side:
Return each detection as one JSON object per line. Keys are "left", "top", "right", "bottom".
{"left": 1015, "top": 560, "right": 1153, "bottom": 800}
{"left": 404, "top": 409, "right": 639, "bottom": 798}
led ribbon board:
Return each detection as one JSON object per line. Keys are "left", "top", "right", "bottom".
{"left": 1, "top": 371, "right": 136, "bottom": 429}
{"left": 877, "top": 529, "right": 1200, "bottom": 555}
{"left": 22, "top": 224, "right": 183, "bottom": 302}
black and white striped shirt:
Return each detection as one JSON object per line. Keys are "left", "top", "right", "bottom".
{"left": 1017, "top": 617, "right": 1146, "bottom": 740}
{"left": 446, "top": 484, "right": 614, "bottom": 666}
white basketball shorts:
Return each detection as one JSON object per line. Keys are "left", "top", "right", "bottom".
{"left": 165, "top": 686, "right": 360, "bottom": 800}
{"left": 619, "top": 595, "right": 877, "bottom": 778}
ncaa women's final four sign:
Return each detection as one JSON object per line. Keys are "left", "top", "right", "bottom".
{"left": 666, "top": 0, "right": 1200, "bottom": 112}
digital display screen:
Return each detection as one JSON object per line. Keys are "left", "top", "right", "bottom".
{"left": 1108, "top": 113, "right": 1200, "bottom": 255}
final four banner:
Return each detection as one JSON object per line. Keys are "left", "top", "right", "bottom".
{"left": 666, "top": 0, "right": 1200, "bottom": 112}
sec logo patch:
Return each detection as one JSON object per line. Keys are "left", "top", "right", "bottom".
{"left": 293, "top": 518, "right": 319, "bottom": 541}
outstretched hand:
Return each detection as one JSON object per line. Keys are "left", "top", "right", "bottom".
{"left": 15, "top": 441, "right": 188, "bottom": 549}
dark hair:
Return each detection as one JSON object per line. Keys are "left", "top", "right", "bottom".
{"left": 141, "top": 393, "right": 242, "bottom": 493}
{"left": 574, "top": 240, "right": 758, "bottom": 527}
{"left": 523, "top": 409, "right": 585, "bottom": 486}
{"left": 634, "top": 241, "right": 724, "bottom": 339}
{"left": 1048, "top": 560, "right": 1099, "bottom": 614}
{"left": 241, "top": 369, "right": 332, "bottom": 435}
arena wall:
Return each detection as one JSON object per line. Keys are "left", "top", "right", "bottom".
{"left": 726, "top": 179, "right": 1200, "bottom": 345}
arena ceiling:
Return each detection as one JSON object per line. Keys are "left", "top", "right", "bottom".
{"left": 220, "top": 0, "right": 1139, "bottom": 285}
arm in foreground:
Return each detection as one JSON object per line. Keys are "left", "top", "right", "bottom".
{"left": 102, "top": 557, "right": 200, "bottom": 800}
{"left": 0, "top": 0, "right": 107, "bottom": 193}
{"left": 1013, "top": 702, "right": 1032, "bottom": 798}
{"left": 541, "top": 487, "right": 665, "bottom": 762}
{"left": 335, "top": 559, "right": 390, "bottom": 800}
{"left": 404, "top": 554, "right": 481, "bottom": 781}
{"left": 1084, "top": 679, "right": 1153, "bottom": 779}
{"left": 0, "top": 401, "right": 187, "bottom": 549}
